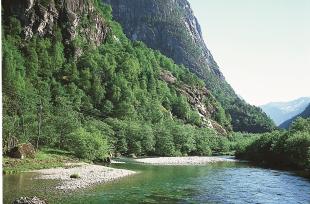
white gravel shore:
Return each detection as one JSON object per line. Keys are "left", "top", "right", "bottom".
{"left": 33, "top": 163, "right": 135, "bottom": 190}
{"left": 135, "top": 156, "right": 235, "bottom": 165}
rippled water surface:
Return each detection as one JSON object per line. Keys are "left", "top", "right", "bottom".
{"left": 4, "top": 160, "right": 310, "bottom": 204}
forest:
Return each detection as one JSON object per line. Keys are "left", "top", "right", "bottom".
{"left": 236, "top": 118, "right": 310, "bottom": 170}
{"left": 2, "top": 1, "right": 232, "bottom": 159}
{"left": 2, "top": 0, "right": 309, "bottom": 171}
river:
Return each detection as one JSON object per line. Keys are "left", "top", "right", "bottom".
{"left": 4, "top": 159, "right": 310, "bottom": 203}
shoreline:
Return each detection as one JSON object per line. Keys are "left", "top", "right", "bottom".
{"left": 134, "top": 156, "right": 236, "bottom": 165}
{"left": 32, "top": 162, "right": 136, "bottom": 190}
{"left": 13, "top": 156, "right": 236, "bottom": 191}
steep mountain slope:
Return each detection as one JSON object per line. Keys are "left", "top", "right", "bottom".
{"left": 261, "top": 97, "right": 310, "bottom": 125}
{"left": 2, "top": 0, "right": 232, "bottom": 157}
{"left": 280, "top": 103, "right": 310, "bottom": 129}
{"left": 102, "top": 0, "right": 275, "bottom": 133}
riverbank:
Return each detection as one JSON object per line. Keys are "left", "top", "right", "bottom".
{"left": 32, "top": 163, "right": 136, "bottom": 190}
{"left": 3, "top": 149, "right": 79, "bottom": 174}
{"left": 135, "top": 156, "right": 236, "bottom": 165}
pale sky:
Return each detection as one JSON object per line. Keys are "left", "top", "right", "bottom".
{"left": 188, "top": 0, "right": 310, "bottom": 105}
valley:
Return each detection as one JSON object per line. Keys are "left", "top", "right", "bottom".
{"left": 2, "top": 0, "right": 309, "bottom": 203}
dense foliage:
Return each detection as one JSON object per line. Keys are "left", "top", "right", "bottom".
{"left": 2, "top": 0, "right": 235, "bottom": 160}
{"left": 103, "top": 0, "right": 276, "bottom": 133}
{"left": 236, "top": 118, "right": 310, "bottom": 170}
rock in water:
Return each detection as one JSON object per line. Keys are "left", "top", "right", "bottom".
{"left": 13, "top": 197, "right": 46, "bottom": 204}
{"left": 9, "top": 143, "right": 36, "bottom": 159}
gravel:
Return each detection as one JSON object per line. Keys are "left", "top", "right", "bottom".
{"left": 134, "top": 156, "right": 236, "bottom": 165}
{"left": 33, "top": 163, "right": 136, "bottom": 190}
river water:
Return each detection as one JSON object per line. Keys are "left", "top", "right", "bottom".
{"left": 4, "top": 160, "right": 310, "bottom": 204}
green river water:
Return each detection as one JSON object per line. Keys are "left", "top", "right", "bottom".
{"left": 4, "top": 159, "right": 310, "bottom": 204}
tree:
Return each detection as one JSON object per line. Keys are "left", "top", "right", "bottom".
{"left": 68, "top": 127, "right": 109, "bottom": 160}
{"left": 172, "top": 96, "right": 190, "bottom": 120}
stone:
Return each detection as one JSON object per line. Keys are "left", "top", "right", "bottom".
{"left": 159, "top": 70, "right": 177, "bottom": 84}
{"left": 129, "top": 153, "right": 137, "bottom": 159}
{"left": 102, "top": 0, "right": 225, "bottom": 80}
{"left": 115, "top": 152, "right": 122, "bottom": 158}
{"left": 9, "top": 143, "right": 36, "bottom": 159}
{"left": 104, "top": 157, "right": 111, "bottom": 164}
{"left": 2, "top": 0, "right": 110, "bottom": 48}
{"left": 12, "top": 196, "right": 46, "bottom": 204}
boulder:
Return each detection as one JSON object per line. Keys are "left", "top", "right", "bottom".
{"left": 129, "top": 153, "right": 137, "bottom": 159}
{"left": 115, "top": 152, "right": 122, "bottom": 158}
{"left": 13, "top": 196, "right": 46, "bottom": 204}
{"left": 9, "top": 143, "right": 36, "bottom": 159}
{"left": 104, "top": 157, "right": 111, "bottom": 164}
{"left": 159, "top": 70, "right": 177, "bottom": 84}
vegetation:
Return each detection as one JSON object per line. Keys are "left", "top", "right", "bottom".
{"left": 103, "top": 0, "right": 276, "bottom": 133}
{"left": 2, "top": 0, "right": 235, "bottom": 160}
{"left": 3, "top": 0, "right": 302, "bottom": 174}
{"left": 3, "top": 148, "right": 78, "bottom": 173}
{"left": 236, "top": 118, "right": 310, "bottom": 170}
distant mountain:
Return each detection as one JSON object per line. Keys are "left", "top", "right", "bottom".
{"left": 279, "top": 103, "right": 310, "bottom": 129}
{"left": 260, "top": 97, "right": 310, "bottom": 125}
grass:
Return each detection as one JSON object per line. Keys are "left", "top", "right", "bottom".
{"left": 3, "top": 148, "right": 81, "bottom": 174}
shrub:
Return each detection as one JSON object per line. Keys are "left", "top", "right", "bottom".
{"left": 68, "top": 127, "right": 109, "bottom": 161}
{"left": 235, "top": 118, "right": 310, "bottom": 170}
{"left": 285, "top": 132, "right": 310, "bottom": 169}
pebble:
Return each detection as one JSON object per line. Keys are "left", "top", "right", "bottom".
{"left": 134, "top": 156, "right": 236, "bottom": 165}
{"left": 32, "top": 164, "right": 136, "bottom": 190}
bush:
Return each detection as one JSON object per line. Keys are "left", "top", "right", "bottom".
{"left": 285, "top": 132, "right": 310, "bottom": 169}
{"left": 235, "top": 118, "right": 310, "bottom": 170}
{"left": 68, "top": 127, "right": 109, "bottom": 161}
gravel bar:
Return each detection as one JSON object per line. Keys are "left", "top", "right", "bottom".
{"left": 32, "top": 163, "right": 136, "bottom": 190}
{"left": 135, "top": 156, "right": 236, "bottom": 165}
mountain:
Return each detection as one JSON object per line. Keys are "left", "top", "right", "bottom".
{"left": 102, "top": 0, "right": 275, "bottom": 133}
{"left": 260, "top": 97, "right": 310, "bottom": 125}
{"left": 2, "top": 0, "right": 237, "bottom": 157}
{"left": 279, "top": 103, "right": 310, "bottom": 129}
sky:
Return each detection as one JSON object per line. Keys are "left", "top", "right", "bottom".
{"left": 188, "top": 0, "right": 310, "bottom": 106}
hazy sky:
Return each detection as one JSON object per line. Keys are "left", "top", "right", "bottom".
{"left": 188, "top": 0, "right": 310, "bottom": 105}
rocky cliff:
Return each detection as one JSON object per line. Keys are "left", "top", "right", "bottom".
{"left": 2, "top": 0, "right": 109, "bottom": 47}
{"left": 2, "top": 0, "right": 274, "bottom": 133}
{"left": 160, "top": 70, "right": 227, "bottom": 134}
{"left": 2, "top": 0, "right": 230, "bottom": 135}
{"left": 103, "top": 0, "right": 275, "bottom": 133}
{"left": 103, "top": 0, "right": 223, "bottom": 80}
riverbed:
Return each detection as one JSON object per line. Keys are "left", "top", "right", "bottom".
{"left": 4, "top": 158, "right": 310, "bottom": 203}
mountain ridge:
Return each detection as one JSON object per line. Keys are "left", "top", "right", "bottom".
{"left": 2, "top": 0, "right": 234, "bottom": 157}
{"left": 261, "top": 97, "right": 310, "bottom": 125}
{"left": 279, "top": 103, "right": 310, "bottom": 129}
{"left": 102, "top": 0, "right": 275, "bottom": 133}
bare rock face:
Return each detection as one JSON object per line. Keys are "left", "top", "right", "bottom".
{"left": 159, "top": 70, "right": 177, "bottom": 84}
{"left": 103, "top": 0, "right": 275, "bottom": 133}
{"left": 177, "top": 84, "right": 227, "bottom": 134}
{"left": 9, "top": 143, "right": 36, "bottom": 159}
{"left": 13, "top": 196, "right": 46, "bottom": 204}
{"left": 160, "top": 70, "right": 227, "bottom": 134}
{"left": 2, "top": 0, "right": 109, "bottom": 46}
{"left": 103, "top": 0, "right": 224, "bottom": 80}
